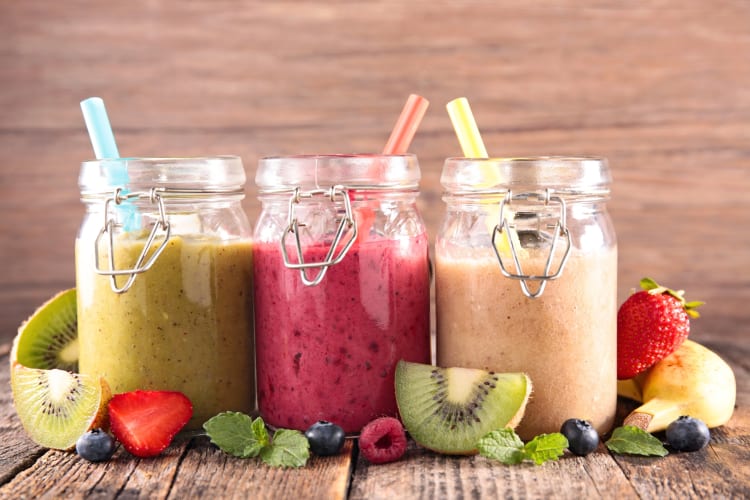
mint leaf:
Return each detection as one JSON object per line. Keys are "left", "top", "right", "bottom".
{"left": 477, "top": 429, "right": 525, "bottom": 465}
{"left": 203, "top": 412, "right": 269, "bottom": 458}
{"left": 606, "top": 426, "right": 668, "bottom": 457}
{"left": 523, "top": 433, "right": 568, "bottom": 465}
{"left": 260, "top": 429, "right": 310, "bottom": 468}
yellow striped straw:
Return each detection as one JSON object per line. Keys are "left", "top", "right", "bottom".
{"left": 446, "top": 97, "right": 519, "bottom": 255}
{"left": 446, "top": 97, "right": 488, "bottom": 158}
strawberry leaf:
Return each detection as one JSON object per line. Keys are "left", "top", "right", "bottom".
{"left": 639, "top": 277, "right": 661, "bottom": 291}
{"left": 638, "top": 277, "right": 703, "bottom": 316}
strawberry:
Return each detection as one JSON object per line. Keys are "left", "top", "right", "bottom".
{"left": 108, "top": 390, "right": 193, "bottom": 458}
{"left": 617, "top": 277, "right": 703, "bottom": 380}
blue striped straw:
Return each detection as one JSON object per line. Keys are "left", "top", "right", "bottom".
{"left": 80, "top": 97, "right": 139, "bottom": 231}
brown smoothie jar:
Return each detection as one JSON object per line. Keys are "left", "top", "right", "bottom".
{"left": 76, "top": 157, "right": 255, "bottom": 429}
{"left": 435, "top": 157, "right": 617, "bottom": 440}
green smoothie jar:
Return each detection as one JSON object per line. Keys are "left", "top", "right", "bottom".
{"left": 76, "top": 157, "right": 254, "bottom": 429}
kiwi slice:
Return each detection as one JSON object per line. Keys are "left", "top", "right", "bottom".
{"left": 10, "top": 363, "right": 111, "bottom": 450}
{"left": 395, "top": 360, "right": 532, "bottom": 455}
{"left": 13, "top": 289, "right": 78, "bottom": 371}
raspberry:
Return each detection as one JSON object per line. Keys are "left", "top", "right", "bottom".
{"left": 358, "top": 417, "right": 407, "bottom": 464}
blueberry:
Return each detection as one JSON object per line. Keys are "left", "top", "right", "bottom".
{"left": 305, "top": 421, "right": 346, "bottom": 456}
{"left": 76, "top": 429, "right": 116, "bottom": 462}
{"left": 560, "top": 418, "right": 599, "bottom": 456}
{"left": 666, "top": 416, "right": 710, "bottom": 452}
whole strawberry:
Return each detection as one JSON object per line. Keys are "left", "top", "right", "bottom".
{"left": 617, "top": 278, "right": 703, "bottom": 380}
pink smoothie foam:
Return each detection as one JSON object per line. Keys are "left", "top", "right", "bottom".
{"left": 254, "top": 234, "right": 431, "bottom": 433}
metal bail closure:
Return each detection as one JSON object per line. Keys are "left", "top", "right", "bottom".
{"left": 491, "top": 189, "right": 572, "bottom": 299}
{"left": 280, "top": 185, "right": 358, "bottom": 286}
{"left": 94, "top": 188, "right": 172, "bottom": 294}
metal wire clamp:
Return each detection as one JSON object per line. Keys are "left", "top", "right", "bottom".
{"left": 94, "top": 188, "right": 172, "bottom": 294}
{"left": 281, "top": 185, "right": 358, "bottom": 286}
{"left": 491, "top": 189, "right": 571, "bottom": 299}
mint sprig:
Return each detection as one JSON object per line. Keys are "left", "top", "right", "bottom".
{"left": 605, "top": 425, "right": 668, "bottom": 457}
{"left": 523, "top": 432, "right": 569, "bottom": 465}
{"left": 203, "top": 412, "right": 310, "bottom": 467}
{"left": 259, "top": 429, "right": 310, "bottom": 467}
{"left": 478, "top": 429, "right": 567, "bottom": 466}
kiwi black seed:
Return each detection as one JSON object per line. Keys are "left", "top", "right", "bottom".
{"left": 13, "top": 289, "right": 78, "bottom": 371}
{"left": 395, "top": 360, "right": 532, "bottom": 455}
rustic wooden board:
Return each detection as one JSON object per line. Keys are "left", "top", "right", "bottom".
{"left": 0, "top": 343, "right": 748, "bottom": 498}
{"left": 349, "top": 441, "right": 638, "bottom": 499}
{"left": 168, "top": 437, "right": 352, "bottom": 500}
{"left": 349, "top": 340, "right": 750, "bottom": 500}
{"left": 1, "top": 0, "right": 749, "bottom": 346}
{"left": 1, "top": 1, "right": 749, "bottom": 496}
{"left": 0, "top": 344, "right": 354, "bottom": 499}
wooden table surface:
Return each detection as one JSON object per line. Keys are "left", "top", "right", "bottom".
{"left": 0, "top": 339, "right": 748, "bottom": 499}
{"left": 1, "top": 1, "right": 749, "bottom": 498}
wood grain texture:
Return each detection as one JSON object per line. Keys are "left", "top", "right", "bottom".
{"left": 0, "top": 3, "right": 749, "bottom": 496}
{"left": 1, "top": 1, "right": 749, "bottom": 344}
{"left": 0, "top": 348, "right": 354, "bottom": 499}
{"left": 1, "top": 340, "right": 747, "bottom": 498}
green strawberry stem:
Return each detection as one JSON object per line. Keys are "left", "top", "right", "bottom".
{"left": 639, "top": 277, "right": 704, "bottom": 319}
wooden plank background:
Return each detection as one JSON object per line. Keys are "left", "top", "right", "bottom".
{"left": 1, "top": 0, "right": 748, "bottom": 344}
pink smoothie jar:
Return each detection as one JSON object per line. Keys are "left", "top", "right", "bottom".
{"left": 253, "top": 154, "right": 431, "bottom": 434}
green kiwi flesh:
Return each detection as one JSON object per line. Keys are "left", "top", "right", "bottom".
{"left": 395, "top": 360, "right": 531, "bottom": 455}
{"left": 13, "top": 289, "right": 78, "bottom": 371}
{"left": 10, "top": 363, "right": 111, "bottom": 450}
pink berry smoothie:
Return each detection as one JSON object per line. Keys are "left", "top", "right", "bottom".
{"left": 254, "top": 234, "right": 431, "bottom": 434}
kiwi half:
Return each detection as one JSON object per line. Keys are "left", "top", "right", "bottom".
{"left": 10, "top": 363, "right": 111, "bottom": 450}
{"left": 13, "top": 288, "right": 78, "bottom": 371}
{"left": 395, "top": 360, "right": 531, "bottom": 455}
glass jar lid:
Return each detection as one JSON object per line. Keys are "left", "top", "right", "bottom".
{"left": 79, "top": 156, "right": 246, "bottom": 196}
{"left": 256, "top": 154, "right": 421, "bottom": 192}
{"left": 441, "top": 156, "right": 611, "bottom": 195}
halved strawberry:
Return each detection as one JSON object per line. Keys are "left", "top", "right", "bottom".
{"left": 108, "top": 390, "right": 192, "bottom": 458}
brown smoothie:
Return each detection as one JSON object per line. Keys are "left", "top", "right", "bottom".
{"left": 436, "top": 245, "right": 617, "bottom": 440}
{"left": 77, "top": 233, "right": 254, "bottom": 429}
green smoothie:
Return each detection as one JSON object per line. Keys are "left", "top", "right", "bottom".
{"left": 76, "top": 233, "right": 254, "bottom": 429}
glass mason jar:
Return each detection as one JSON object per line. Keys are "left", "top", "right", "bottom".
{"left": 436, "top": 157, "right": 617, "bottom": 440}
{"left": 76, "top": 157, "right": 255, "bottom": 429}
{"left": 254, "top": 154, "right": 431, "bottom": 434}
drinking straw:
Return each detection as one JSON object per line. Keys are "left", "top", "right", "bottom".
{"left": 352, "top": 94, "right": 430, "bottom": 246}
{"left": 382, "top": 94, "right": 430, "bottom": 154}
{"left": 80, "top": 97, "right": 120, "bottom": 160}
{"left": 446, "top": 97, "right": 488, "bottom": 158}
{"left": 80, "top": 97, "right": 138, "bottom": 231}
{"left": 446, "top": 97, "right": 518, "bottom": 254}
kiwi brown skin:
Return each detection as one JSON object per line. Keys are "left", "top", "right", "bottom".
{"left": 13, "top": 288, "right": 78, "bottom": 371}
{"left": 395, "top": 360, "right": 532, "bottom": 455}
